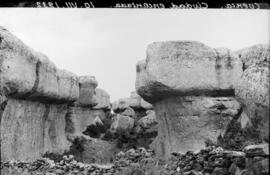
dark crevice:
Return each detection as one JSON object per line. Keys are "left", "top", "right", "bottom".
{"left": 83, "top": 122, "right": 106, "bottom": 138}
{"left": 226, "top": 50, "right": 233, "bottom": 69}
{"left": 0, "top": 98, "right": 8, "bottom": 126}
{"left": 18, "top": 60, "right": 41, "bottom": 99}
{"left": 42, "top": 104, "right": 50, "bottom": 151}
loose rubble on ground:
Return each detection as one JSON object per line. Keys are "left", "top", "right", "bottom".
{"left": 1, "top": 143, "right": 269, "bottom": 175}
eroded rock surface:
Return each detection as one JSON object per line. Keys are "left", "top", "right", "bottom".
{"left": 136, "top": 41, "right": 268, "bottom": 159}
{"left": 235, "top": 45, "right": 269, "bottom": 143}
{"left": 0, "top": 27, "right": 112, "bottom": 163}
{"left": 136, "top": 41, "right": 242, "bottom": 103}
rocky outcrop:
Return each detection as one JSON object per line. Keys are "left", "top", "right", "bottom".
{"left": 136, "top": 41, "right": 269, "bottom": 159}
{"left": 235, "top": 45, "right": 269, "bottom": 143}
{"left": 93, "top": 88, "right": 110, "bottom": 110}
{"left": 110, "top": 92, "right": 157, "bottom": 149}
{"left": 0, "top": 27, "right": 112, "bottom": 162}
{"left": 112, "top": 91, "right": 153, "bottom": 113}
{"left": 136, "top": 41, "right": 242, "bottom": 103}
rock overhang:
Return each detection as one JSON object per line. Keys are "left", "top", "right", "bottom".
{"left": 136, "top": 40, "right": 243, "bottom": 103}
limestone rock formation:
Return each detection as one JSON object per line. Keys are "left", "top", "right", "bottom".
{"left": 112, "top": 91, "right": 153, "bottom": 113}
{"left": 235, "top": 44, "right": 269, "bottom": 143}
{"left": 0, "top": 28, "right": 79, "bottom": 102}
{"left": 93, "top": 88, "right": 111, "bottom": 110}
{"left": 76, "top": 76, "right": 98, "bottom": 107}
{"left": 110, "top": 114, "right": 135, "bottom": 136}
{"left": 136, "top": 41, "right": 245, "bottom": 159}
{"left": 136, "top": 41, "right": 242, "bottom": 103}
{"left": 137, "top": 110, "right": 157, "bottom": 130}
{"left": 0, "top": 27, "right": 112, "bottom": 162}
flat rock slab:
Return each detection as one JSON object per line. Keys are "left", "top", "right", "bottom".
{"left": 136, "top": 41, "right": 242, "bottom": 103}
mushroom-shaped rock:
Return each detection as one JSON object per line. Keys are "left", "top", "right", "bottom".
{"left": 136, "top": 41, "right": 242, "bottom": 103}
{"left": 77, "top": 76, "right": 98, "bottom": 107}
{"left": 136, "top": 41, "right": 243, "bottom": 159}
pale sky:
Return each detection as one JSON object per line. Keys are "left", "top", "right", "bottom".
{"left": 0, "top": 9, "right": 269, "bottom": 101}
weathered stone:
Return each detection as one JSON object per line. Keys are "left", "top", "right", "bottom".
{"left": 112, "top": 98, "right": 129, "bottom": 112}
{"left": 0, "top": 28, "right": 38, "bottom": 97}
{"left": 66, "top": 106, "right": 107, "bottom": 140}
{"left": 112, "top": 92, "right": 153, "bottom": 112}
{"left": 0, "top": 98, "right": 70, "bottom": 162}
{"left": 128, "top": 91, "right": 141, "bottom": 109}
{"left": 235, "top": 44, "right": 269, "bottom": 70}
{"left": 110, "top": 114, "right": 135, "bottom": 135}
{"left": 152, "top": 96, "right": 240, "bottom": 159}
{"left": 235, "top": 45, "right": 269, "bottom": 143}
{"left": 141, "top": 99, "right": 153, "bottom": 109}
{"left": 70, "top": 137, "right": 118, "bottom": 164}
{"left": 121, "top": 107, "right": 135, "bottom": 118}
{"left": 136, "top": 41, "right": 242, "bottom": 103}
{"left": 76, "top": 76, "right": 98, "bottom": 107}
{"left": 137, "top": 110, "right": 157, "bottom": 129}
{"left": 93, "top": 88, "right": 110, "bottom": 109}
{"left": 0, "top": 28, "right": 80, "bottom": 102}
{"left": 82, "top": 116, "right": 106, "bottom": 138}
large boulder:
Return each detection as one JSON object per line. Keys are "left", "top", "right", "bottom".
{"left": 136, "top": 41, "right": 243, "bottom": 159}
{"left": 137, "top": 110, "right": 157, "bottom": 129}
{"left": 110, "top": 114, "right": 135, "bottom": 136}
{"left": 136, "top": 41, "right": 242, "bottom": 103}
{"left": 112, "top": 91, "right": 153, "bottom": 112}
{"left": 0, "top": 27, "right": 79, "bottom": 102}
{"left": 235, "top": 44, "right": 269, "bottom": 143}
{"left": 76, "top": 76, "right": 98, "bottom": 107}
{"left": 93, "top": 88, "right": 110, "bottom": 110}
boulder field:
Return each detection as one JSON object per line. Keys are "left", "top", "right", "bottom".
{"left": 136, "top": 41, "right": 269, "bottom": 159}
{"left": 0, "top": 27, "right": 111, "bottom": 162}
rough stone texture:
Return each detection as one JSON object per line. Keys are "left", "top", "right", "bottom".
{"left": 112, "top": 91, "right": 153, "bottom": 112}
{"left": 110, "top": 114, "right": 135, "bottom": 135}
{"left": 136, "top": 41, "right": 242, "bottom": 103}
{"left": 0, "top": 98, "right": 70, "bottom": 162}
{"left": 121, "top": 107, "right": 136, "bottom": 118}
{"left": 0, "top": 28, "right": 38, "bottom": 97}
{"left": 235, "top": 44, "right": 269, "bottom": 70}
{"left": 93, "top": 88, "right": 110, "bottom": 110}
{"left": 137, "top": 110, "right": 157, "bottom": 129}
{"left": 151, "top": 96, "right": 241, "bottom": 159}
{"left": 235, "top": 44, "right": 269, "bottom": 143}
{"left": 66, "top": 106, "right": 107, "bottom": 140}
{"left": 70, "top": 138, "right": 119, "bottom": 164}
{"left": 0, "top": 27, "right": 112, "bottom": 163}
{"left": 0, "top": 28, "right": 80, "bottom": 102}
{"left": 76, "top": 76, "right": 98, "bottom": 107}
